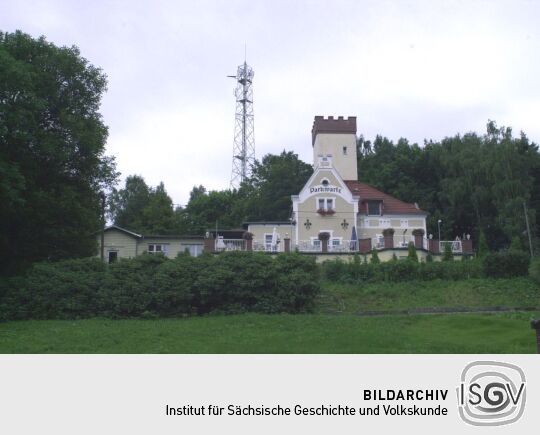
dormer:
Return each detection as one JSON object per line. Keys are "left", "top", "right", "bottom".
{"left": 312, "top": 116, "right": 358, "bottom": 181}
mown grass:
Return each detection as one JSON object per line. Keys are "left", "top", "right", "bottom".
{"left": 1, "top": 312, "right": 538, "bottom": 353}
{"left": 1, "top": 277, "right": 538, "bottom": 353}
{"left": 316, "top": 277, "right": 540, "bottom": 314}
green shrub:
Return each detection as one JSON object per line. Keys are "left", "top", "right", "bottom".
{"left": 0, "top": 252, "right": 320, "bottom": 320}
{"left": 0, "top": 258, "right": 106, "bottom": 320}
{"left": 101, "top": 253, "right": 169, "bottom": 317}
{"left": 322, "top": 258, "right": 348, "bottom": 281}
{"left": 483, "top": 251, "right": 530, "bottom": 278}
{"left": 418, "top": 259, "right": 483, "bottom": 280}
{"left": 381, "top": 260, "right": 418, "bottom": 282}
{"left": 407, "top": 242, "right": 418, "bottom": 262}
{"left": 509, "top": 236, "right": 524, "bottom": 252}
{"left": 528, "top": 257, "right": 540, "bottom": 284}
{"left": 371, "top": 249, "right": 380, "bottom": 264}
{"left": 478, "top": 230, "right": 489, "bottom": 258}
{"left": 442, "top": 242, "right": 453, "bottom": 261}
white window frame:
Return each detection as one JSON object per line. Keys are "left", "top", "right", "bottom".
{"left": 148, "top": 243, "right": 168, "bottom": 255}
{"left": 315, "top": 197, "right": 335, "bottom": 211}
{"left": 331, "top": 237, "right": 342, "bottom": 247}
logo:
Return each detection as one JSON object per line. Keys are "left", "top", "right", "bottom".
{"left": 457, "top": 361, "right": 526, "bottom": 426}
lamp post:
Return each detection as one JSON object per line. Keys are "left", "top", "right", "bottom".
{"left": 437, "top": 219, "right": 442, "bottom": 242}
{"left": 99, "top": 191, "right": 106, "bottom": 261}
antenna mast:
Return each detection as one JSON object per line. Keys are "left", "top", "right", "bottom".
{"left": 228, "top": 59, "right": 255, "bottom": 189}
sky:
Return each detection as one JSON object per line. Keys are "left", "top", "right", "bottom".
{"left": 2, "top": 0, "right": 540, "bottom": 206}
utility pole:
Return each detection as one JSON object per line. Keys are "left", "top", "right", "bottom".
{"left": 523, "top": 201, "right": 534, "bottom": 257}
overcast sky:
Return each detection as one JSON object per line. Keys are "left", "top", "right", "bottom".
{"left": 3, "top": 0, "right": 540, "bottom": 205}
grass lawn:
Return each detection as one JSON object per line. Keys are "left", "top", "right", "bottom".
{"left": 316, "top": 278, "right": 540, "bottom": 314}
{"left": 1, "top": 312, "right": 538, "bottom": 353}
{"left": 1, "top": 277, "right": 538, "bottom": 353}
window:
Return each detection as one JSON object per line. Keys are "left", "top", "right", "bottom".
{"left": 317, "top": 198, "right": 334, "bottom": 210}
{"left": 332, "top": 238, "right": 341, "bottom": 247}
{"left": 108, "top": 251, "right": 118, "bottom": 263}
{"left": 367, "top": 201, "right": 381, "bottom": 216}
{"left": 379, "top": 218, "right": 390, "bottom": 227}
{"left": 326, "top": 198, "right": 334, "bottom": 210}
{"left": 148, "top": 244, "right": 168, "bottom": 255}
{"left": 321, "top": 179, "right": 329, "bottom": 186}
{"left": 183, "top": 245, "right": 202, "bottom": 257}
{"left": 342, "top": 146, "right": 348, "bottom": 155}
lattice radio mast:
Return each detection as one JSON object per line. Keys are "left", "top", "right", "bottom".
{"left": 228, "top": 58, "right": 255, "bottom": 189}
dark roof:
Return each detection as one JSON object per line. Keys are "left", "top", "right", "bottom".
{"left": 312, "top": 116, "right": 357, "bottom": 145}
{"left": 242, "top": 221, "right": 292, "bottom": 229}
{"left": 142, "top": 235, "right": 203, "bottom": 240}
{"left": 344, "top": 180, "right": 427, "bottom": 215}
{"left": 103, "top": 225, "right": 142, "bottom": 238}
{"left": 103, "top": 225, "right": 202, "bottom": 239}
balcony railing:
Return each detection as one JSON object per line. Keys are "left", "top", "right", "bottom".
{"left": 440, "top": 240, "right": 462, "bottom": 253}
{"left": 253, "top": 240, "right": 283, "bottom": 252}
{"left": 215, "top": 238, "right": 245, "bottom": 251}
{"left": 296, "top": 240, "right": 322, "bottom": 252}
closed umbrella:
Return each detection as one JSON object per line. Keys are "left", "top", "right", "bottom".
{"left": 350, "top": 226, "right": 358, "bottom": 251}
{"left": 271, "top": 227, "right": 278, "bottom": 252}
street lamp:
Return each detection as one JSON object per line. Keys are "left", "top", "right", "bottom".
{"left": 437, "top": 219, "right": 442, "bottom": 241}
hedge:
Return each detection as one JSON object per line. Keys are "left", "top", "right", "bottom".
{"left": 483, "top": 251, "right": 530, "bottom": 278}
{"left": 322, "top": 256, "right": 484, "bottom": 284}
{"left": 0, "top": 252, "right": 319, "bottom": 320}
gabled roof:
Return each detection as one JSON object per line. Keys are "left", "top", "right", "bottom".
{"left": 344, "top": 180, "right": 427, "bottom": 215}
{"left": 103, "top": 225, "right": 143, "bottom": 238}
{"left": 103, "top": 225, "right": 202, "bottom": 239}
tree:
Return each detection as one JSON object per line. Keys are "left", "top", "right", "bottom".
{"left": 0, "top": 31, "right": 117, "bottom": 274}
{"left": 442, "top": 242, "right": 454, "bottom": 261}
{"left": 407, "top": 242, "right": 418, "bottom": 262}
{"left": 108, "top": 175, "right": 151, "bottom": 232}
{"left": 141, "top": 182, "right": 175, "bottom": 234}
{"left": 109, "top": 176, "right": 179, "bottom": 235}
{"left": 181, "top": 188, "right": 240, "bottom": 234}
{"left": 477, "top": 231, "right": 489, "bottom": 258}
{"left": 239, "top": 151, "right": 313, "bottom": 221}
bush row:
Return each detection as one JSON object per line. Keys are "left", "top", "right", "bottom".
{"left": 322, "top": 250, "right": 531, "bottom": 284}
{"left": 0, "top": 252, "right": 320, "bottom": 320}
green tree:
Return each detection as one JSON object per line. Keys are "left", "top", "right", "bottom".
{"left": 370, "top": 249, "right": 380, "bottom": 264}
{"left": 141, "top": 182, "right": 175, "bottom": 234}
{"left": 0, "top": 31, "right": 117, "bottom": 274}
{"left": 108, "top": 175, "right": 151, "bottom": 232}
{"left": 477, "top": 231, "right": 489, "bottom": 258}
{"left": 442, "top": 242, "right": 454, "bottom": 261}
{"left": 407, "top": 242, "right": 418, "bottom": 262}
{"left": 239, "top": 151, "right": 313, "bottom": 221}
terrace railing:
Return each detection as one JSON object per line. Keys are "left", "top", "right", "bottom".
{"left": 215, "top": 238, "right": 245, "bottom": 251}
{"left": 252, "top": 240, "right": 283, "bottom": 252}
{"left": 440, "top": 240, "right": 462, "bottom": 253}
{"left": 329, "top": 240, "right": 358, "bottom": 253}
{"left": 296, "top": 240, "right": 322, "bottom": 252}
